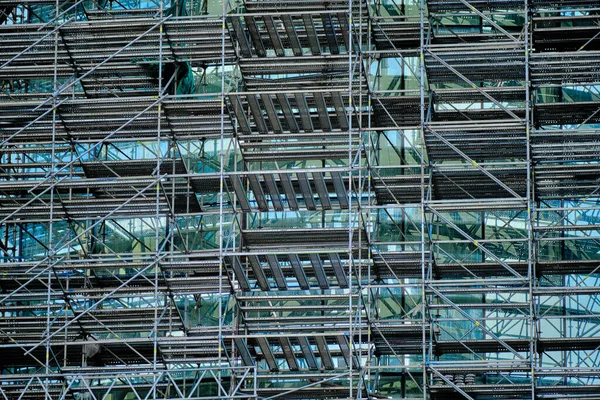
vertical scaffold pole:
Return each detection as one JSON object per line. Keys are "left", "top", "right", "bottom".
{"left": 419, "top": 0, "right": 428, "bottom": 398}
{"left": 153, "top": 0, "right": 165, "bottom": 398}
{"left": 46, "top": 1, "right": 60, "bottom": 397}
{"left": 349, "top": 8, "right": 354, "bottom": 400}
{"left": 524, "top": 0, "right": 536, "bottom": 398}
{"left": 218, "top": 0, "right": 227, "bottom": 394}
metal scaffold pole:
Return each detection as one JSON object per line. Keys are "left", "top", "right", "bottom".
{"left": 419, "top": 0, "right": 428, "bottom": 397}
{"left": 524, "top": 1, "right": 536, "bottom": 398}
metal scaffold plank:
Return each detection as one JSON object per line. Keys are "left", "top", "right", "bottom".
{"left": 331, "top": 92, "right": 349, "bottom": 130}
{"left": 331, "top": 171, "right": 349, "bottom": 209}
{"left": 266, "top": 254, "right": 287, "bottom": 290}
{"left": 248, "top": 255, "right": 270, "bottom": 291}
{"left": 231, "top": 175, "right": 252, "bottom": 212}
{"left": 248, "top": 173, "right": 269, "bottom": 211}
{"left": 294, "top": 93, "right": 314, "bottom": 132}
{"left": 231, "top": 16, "right": 252, "bottom": 57}
{"left": 337, "top": 335, "right": 358, "bottom": 368}
{"left": 312, "top": 172, "right": 332, "bottom": 210}
{"left": 337, "top": 12, "right": 351, "bottom": 50}
{"left": 280, "top": 337, "right": 299, "bottom": 371}
{"left": 283, "top": 15, "right": 304, "bottom": 56}
{"left": 245, "top": 15, "right": 266, "bottom": 57}
{"left": 229, "top": 256, "right": 251, "bottom": 291}
{"left": 264, "top": 15, "right": 285, "bottom": 57}
{"left": 298, "top": 336, "right": 318, "bottom": 370}
{"left": 257, "top": 337, "right": 279, "bottom": 371}
{"left": 315, "top": 336, "right": 334, "bottom": 370}
{"left": 246, "top": 94, "right": 268, "bottom": 134}
{"left": 321, "top": 13, "right": 340, "bottom": 55}
{"left": 309, "top": 254, "right": 329, "bottom": 289}
{"left": 313, "top": 92, "right": 333, "bottom": 132}
{"left": 301, "top": 14, "right": 321, "bottom": 55}
{"left": 280, "top": 173, "right": 300, "bottom": 210}
{"left": 289, "top": 254, "right": 310, "bottom": 289}
{"left": 264, "top": 173, "right": 284, "bottom": 211}
{"left": 276, "top": 92, "right": 300, "bottom": 133}
{"left": 234, "top": 338, "right": 255, "bottom": 367}
{"left": 329, "top": 253, "right": 348, "bottom": 288}
{"left": 260, "top": 93, "right": 283, "bottom": 133}
{"left": 297, "top": 172, "right": 317, "bottom": 210}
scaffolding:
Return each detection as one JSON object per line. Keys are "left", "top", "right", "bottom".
{"left": 1, "top": 0, "right": 600, "bottom": 398}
